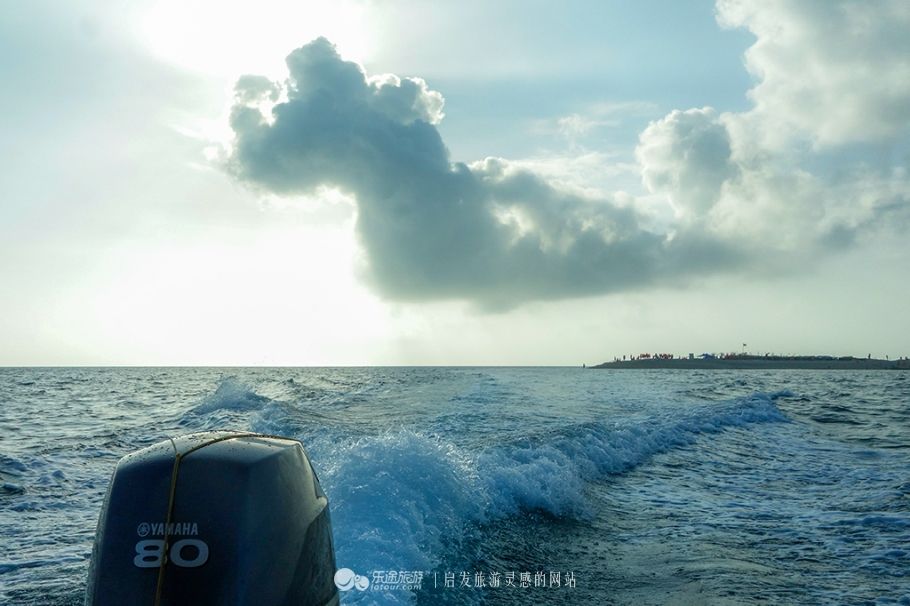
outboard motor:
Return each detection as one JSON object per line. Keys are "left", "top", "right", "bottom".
{"left": 85, "top": 431, "right": 338, "bottom": 606}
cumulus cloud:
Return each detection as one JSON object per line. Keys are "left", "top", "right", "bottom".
{"left": 637, "top": 107, "right": 737, "bottom": 219}
{"left": 716, "top": 0, "right": 910, "bottom": 148}
{"left": 635, "top": 0, "right": 910, "bottom": 254}
{"left": 227, "top": 7, "right": 910, "bottom": 309}
{"left": 227, "top": 38, "right": 741, "bottom": 308}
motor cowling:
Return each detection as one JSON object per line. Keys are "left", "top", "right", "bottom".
{"left": 85, "top": 431, "right": 338, "bottom": 606}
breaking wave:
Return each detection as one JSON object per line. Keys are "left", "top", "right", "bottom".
{"left": 310, "top": 392, "right": 789, "bottom": 587}
{"left": 189, "top": 377, "right": 271, "bottom": 415}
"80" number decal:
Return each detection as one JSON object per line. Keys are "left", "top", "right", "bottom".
{"left": 134, "top": 539, "right": 209, "bottom": 568}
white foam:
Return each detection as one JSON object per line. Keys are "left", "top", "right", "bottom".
{"left": 188, "top": 377, "right": 271, "bottom": 415}
{"left": 309, "top": 393, "right": 788, "bottom": 583}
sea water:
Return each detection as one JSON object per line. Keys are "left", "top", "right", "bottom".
{"left": 1, "top": 367, "right": 908, "bottom": 605}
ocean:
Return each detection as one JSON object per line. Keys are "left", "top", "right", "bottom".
{"left": 1, "top": 367, "right": 908, "bottom": 605}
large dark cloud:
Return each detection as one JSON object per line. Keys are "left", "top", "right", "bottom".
{"left": 227, "top": 38, "right": 743, "bottom": 309}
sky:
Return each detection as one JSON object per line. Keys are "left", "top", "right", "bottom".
{"left": 1, "top": 0, "right": 908, "bottom": 366}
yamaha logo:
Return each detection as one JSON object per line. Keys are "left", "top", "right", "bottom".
{"left": 135, "top": 521, "right": 199, "bottom": 537}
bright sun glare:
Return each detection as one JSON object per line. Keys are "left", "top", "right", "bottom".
{"left": 111, "top": 1, "right": 385, "bottom": 364}
{"left": 137, "top": 0, "right": 374, "bottom": 80}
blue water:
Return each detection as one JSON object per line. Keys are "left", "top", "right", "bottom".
{"left": 1, "top": 368, "right": 909, "bottom": 604}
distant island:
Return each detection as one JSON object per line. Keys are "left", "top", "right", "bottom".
{"left": 591, "top": 354, "right": 910, "bottom": 370}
